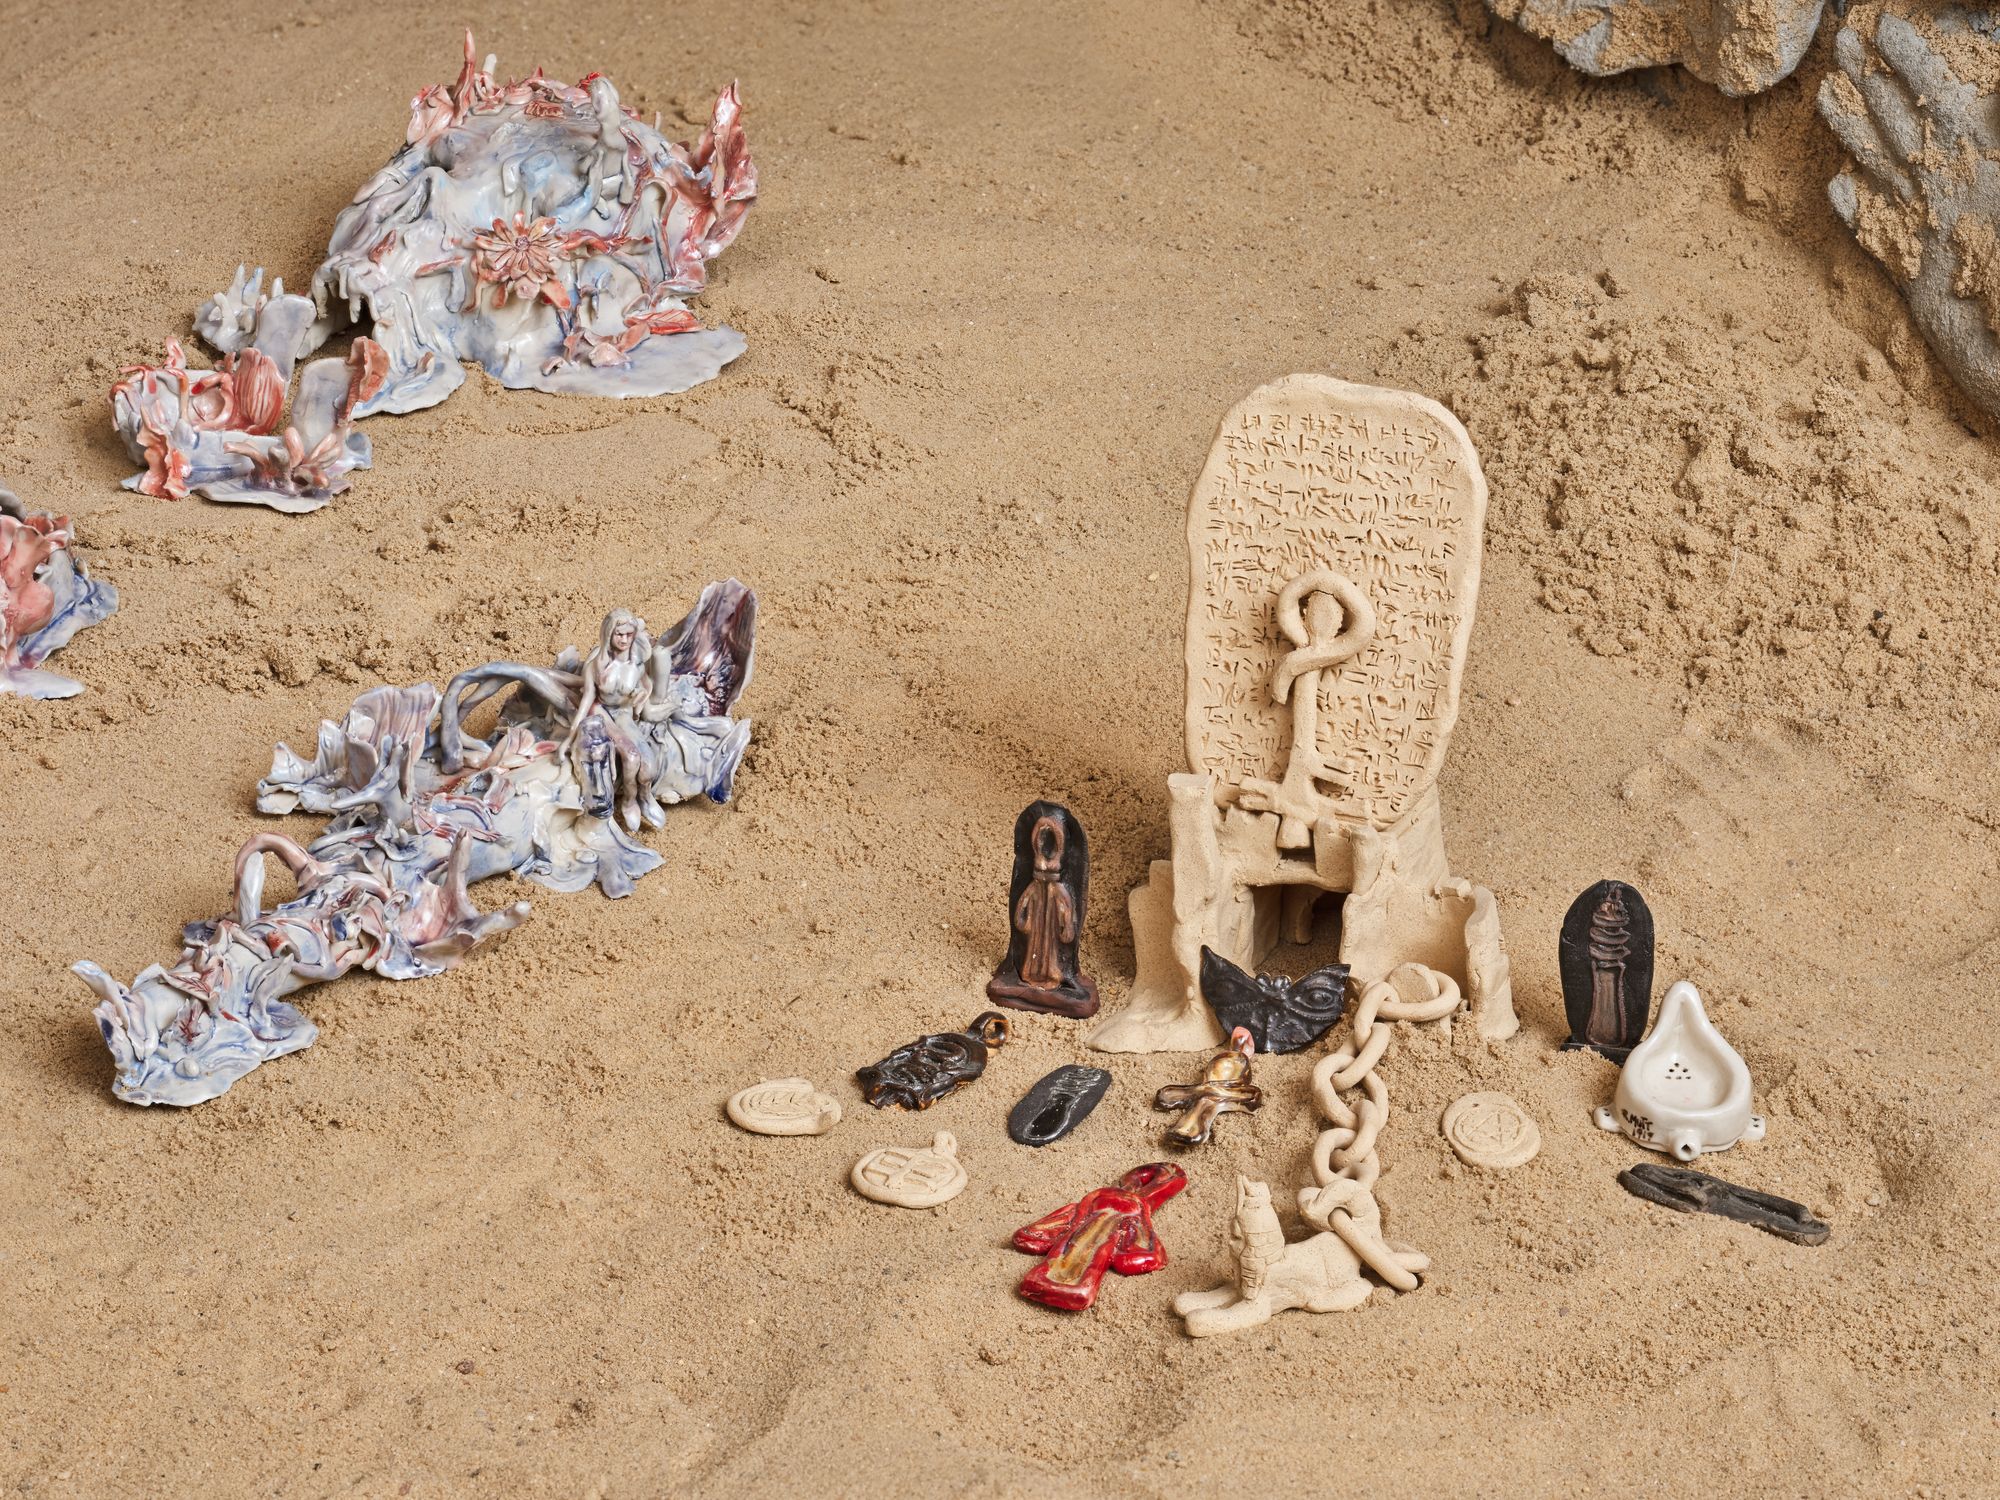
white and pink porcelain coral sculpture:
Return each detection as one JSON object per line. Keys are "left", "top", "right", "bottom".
{"left": 111, "top": 35, "right": 757, "bottom": 511}
{"left": 0, "top": 485, "right": 117, "bottom": 699}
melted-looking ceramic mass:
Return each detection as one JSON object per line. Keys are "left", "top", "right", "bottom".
{"left": 0, "top": 485, "right": 117, "bottom": 699}
{"left": 77, "top": 583, "right": 755, "bottom": 1108}
{"left": 109, "top": 35, "right": 756, "bottom": 511}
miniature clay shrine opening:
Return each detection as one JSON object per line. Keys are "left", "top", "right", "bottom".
{"left": 1258, "top": 890, "right": 1346, "bottom": 976}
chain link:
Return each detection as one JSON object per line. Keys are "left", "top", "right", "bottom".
{"left": 1300, "top": 963, "right": 1460, "bottom": 1291}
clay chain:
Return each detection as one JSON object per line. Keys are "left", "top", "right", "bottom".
{"left": 1301, "top": 964, "right": 1460, "bottom": 1290}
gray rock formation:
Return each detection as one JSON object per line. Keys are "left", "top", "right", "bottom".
{"left": 1487, "top": 0, "right": 1827, "bottom": 95}
{"left": 1819, "top": 8, "right": 2000, "bottom": 423}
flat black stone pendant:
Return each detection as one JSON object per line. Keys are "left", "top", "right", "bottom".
{"left": 1198, "top": 947, "right": 1348, "bottom": 1053}
{"left": 1558, "top": 879, "right": 1655, "bottom": 1063}
{"left": 856, "top": 1012, "right": 1011, "bottom": 1110}
{"left": 1618, "top": 1163, "right": 1831, "bottom": 1246}
{"left": 1007, "top": 1064, "right": 1112, "bottom": 1147}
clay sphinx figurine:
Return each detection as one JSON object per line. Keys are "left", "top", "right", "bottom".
{"left": 1155, "top": 1027, "right": 1262, "bottom": 1146}
{"left": 856, "top": 1012, "right": 1010, "bottom": 1110}
{"left": 1175, "top": 1176, "right": 1376, "bottom": 1336}
{"left": 1199, "top": 947, "right": 1348, "bottom": 1054}
{"left": 1559, "top": 879, "right": 1655, "bottom": 1062}
{"left": 1012, "top": 1163, "right": 1188, "bottom": 1312}
{"left": 987, "top": 801, "right": 1098, "bottom": 1018}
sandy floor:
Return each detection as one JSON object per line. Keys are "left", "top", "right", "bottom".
{"left": 4, "top": 1, "right": 1999, "bottom": 1494}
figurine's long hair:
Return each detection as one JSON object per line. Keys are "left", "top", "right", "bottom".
{"left": 594, "top": 607, "right": 649, "bottom": 664}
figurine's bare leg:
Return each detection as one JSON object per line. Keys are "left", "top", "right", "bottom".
{"left": 1819, "top": 9, "right": 2000, "bottom": 420}
{"left": 616, "top": 752, "right": 643, "bottom": 832}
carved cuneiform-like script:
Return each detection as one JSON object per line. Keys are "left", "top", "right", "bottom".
{"left": 1184, "top": 376, "right": 1487, "bottom": 828}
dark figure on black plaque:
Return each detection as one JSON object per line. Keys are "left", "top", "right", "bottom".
{"left": 1558, "top": 879, "right": 1655, "bottom": 1062}
{"left": 987, "top": 801, "right": 1098, "bottom": 1019}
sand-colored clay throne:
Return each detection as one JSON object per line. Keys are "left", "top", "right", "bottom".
{"left": 1089, "top": 374, "right": 1515, "bottom": 1053}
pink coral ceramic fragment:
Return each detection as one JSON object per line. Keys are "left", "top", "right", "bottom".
{"left": 309, "top": 35, "right": 756, "bottom": 412}
{"left": 107, "top": 35, "right": 757, "bottom": 512}
{"left": 0, "top": 485, "right": 117, "bottom": 700}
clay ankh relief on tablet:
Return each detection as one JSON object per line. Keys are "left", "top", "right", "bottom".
{"left": 1091, "top": 374, "right": 1514, "bottom": 1053}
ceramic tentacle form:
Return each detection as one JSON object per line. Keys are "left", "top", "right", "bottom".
{"left": 0, "top": 486, "right": 117, "bottom": 699}
{"left": 79, "top": 583, "right": 755, "bottom": 1108}
{"left": 108, "top": 34, "right": 757, "bottom": 511}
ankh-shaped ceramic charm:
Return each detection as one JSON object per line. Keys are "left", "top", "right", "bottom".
{"left": 1012, "top": 1163, "right": 1188, "bottom": 1311}
{"left": 1154, "top": 1026, "right": 1262, "bottom": 1145}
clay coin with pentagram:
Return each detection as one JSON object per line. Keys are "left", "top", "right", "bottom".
{"left": 1442, "top": 1091, "right": 1541, "bottom": 1169}
{"left": 851, "top": 1131, "right": 967, "bottom": 1208}
{"left": 726, "top": 1077, "right": 842, "bottom": 1136}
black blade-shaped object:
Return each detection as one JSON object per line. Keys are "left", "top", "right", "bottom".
{"left": 1618, "top": 1163, "right": 1831, "bottom": 1246}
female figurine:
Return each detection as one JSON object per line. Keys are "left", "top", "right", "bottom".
{"left": 987, "top": 801, "right": 1098, "bottom": 1018}
{"left": 561, "top": 608, "right": 663, "bottom": 833}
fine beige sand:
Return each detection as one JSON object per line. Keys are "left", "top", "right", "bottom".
{"left": 5, "top": 2, "right": 1999, "bottom": 1495}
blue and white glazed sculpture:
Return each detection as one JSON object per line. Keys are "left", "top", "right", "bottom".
{"left": 0, "top": 485, "right": 118, "bottom": 700}
{"left": 109, "top": 34, "right": 757, "bottom": 510}
{"left": 78, "top": 583, "right": 755, "bottom": 1107}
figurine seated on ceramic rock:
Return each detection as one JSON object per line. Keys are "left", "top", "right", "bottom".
{"left": 558, "top": 606, "right": 754, "bottom": 832}
{"left": 109, "top": 35, "right": 756, "bottom": 511}
{"left": 80, "top": 580, "right": 756, "bottom": 1108}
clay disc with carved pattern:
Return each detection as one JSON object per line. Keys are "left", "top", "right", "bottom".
{"left": 726, "top": 1077, "right": 842, "bottom": 1136}
{"left": 1442, "top": 1091, "right": 1541, "bottom": 1169}
{"left": 850, "top": 1131, "right": 967, "bottom": 1208}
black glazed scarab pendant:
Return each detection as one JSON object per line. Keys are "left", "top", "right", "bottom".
{"left": 857, "top": 1011, "right": 1011, "bottom": 1110}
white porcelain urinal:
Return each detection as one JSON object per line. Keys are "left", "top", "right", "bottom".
{"left": 1594, "top": 980, "right": 1765, "bottom": 1160}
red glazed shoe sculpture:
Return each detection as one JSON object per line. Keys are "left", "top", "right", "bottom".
{"left": 1011, "top": 1163, "right": 1188, "bottom": 1312}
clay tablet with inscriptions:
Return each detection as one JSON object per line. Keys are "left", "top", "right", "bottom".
{"left": 1184, "top": 374, "right": 1487, "bottom": 828}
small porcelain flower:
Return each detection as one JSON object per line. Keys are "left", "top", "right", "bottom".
{"left": 471, "top": 213, "right": 571, "bottom": 309}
